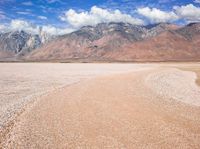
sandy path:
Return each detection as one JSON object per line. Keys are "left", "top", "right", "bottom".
{"left": 2, "top": 67, "right": 200, "bottom": 149}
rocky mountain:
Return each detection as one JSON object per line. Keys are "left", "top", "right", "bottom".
{"left": 176, "top": 23, "right": 200, "bottom": 40}
{"left": 1, "top": 22, "right": 200, "bottom": 62}
{"left": 0, "top": 29, "right": 54, "bottom": 60}
{"left": 0, "top": 31, "right": 41, "bottom": 59}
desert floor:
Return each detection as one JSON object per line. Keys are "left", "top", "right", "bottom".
{"left": 0, "top": 63, "right": 200, "bottom": 148}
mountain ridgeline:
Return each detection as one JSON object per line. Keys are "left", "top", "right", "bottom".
{"left": 0, "top": 22, "right": 200, "bottom": 62}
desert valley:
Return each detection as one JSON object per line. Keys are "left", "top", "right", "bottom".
{"left": 1, "top": 0, "right": 200, "bottom": 148}
{"left": 0, "top": 63, "right": 200, "bottom": 148}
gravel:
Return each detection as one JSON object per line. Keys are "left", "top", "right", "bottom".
{"left": 146, "top": 68, "right": 200, "bottom": 106}
{"left": 0, "top": 63, "right": 154, "bottom": 129}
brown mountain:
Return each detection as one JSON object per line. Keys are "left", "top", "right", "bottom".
{"left": 105, "top": 23, "right": 200, "bottom": 62}
{"left": 1, "top": 22, "right": 200, "bottom": 62}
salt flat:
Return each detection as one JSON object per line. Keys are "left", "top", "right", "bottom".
{"left": 0, "top": 63, "right": 200, "bottom": 148}
{"left": 0, "top": 63, "right": 154, "bottom": 129}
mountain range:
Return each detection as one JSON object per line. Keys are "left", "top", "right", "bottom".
{"left": 0, "top": 22, "right": 200, "bottom": 62}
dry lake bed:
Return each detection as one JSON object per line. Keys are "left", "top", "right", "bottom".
{"left": 0, "top": 63, "right": 200, "bottom": 148}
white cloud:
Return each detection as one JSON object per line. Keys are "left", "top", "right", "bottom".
{"left": 0, "top": 19, "right": 74, "bottom": 35}
{"left": 42, "top": 25, "right": 75, "bottom": 35}
{"left": 174, "top": 4, "right": 200, "bottom": 22}
{"left": 0, "top": 24, "right": 6, "bottom": 32}
{"left": 17, "top": 11, "right": 32, "bottom": 15}
{"left": 194, "top": 0, "right": 200, "bottom": 3}
{"left": 10, "top": 19, "right": 39, "bottom": 34}
{"left": 137, "top": 7, "right": 179, "bottom": 23}
{"left": 38, "top": 16, "right": 47, "bottom": 20}
{"left": 60, "top": 6, "right": 144, "bottom": 28}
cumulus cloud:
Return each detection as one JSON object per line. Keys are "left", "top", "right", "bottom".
{"left": 137, "top": 7, "right": 179, "bottom": 23}
{"left": 1, "top": 19, "right": 74, "bottom": 35}
{"left": 60, "top": 6, "right": 144, "bottom": 28}
{"left": 174, "top": 4, "right": 200, "bottom": 22}
{"left": 1, "top": 4, "right": 200, "bottom": 35}
{"left": 42, "top": 25, "right": 75, "bottom": 35}
{"left": 10, "top": 19, "right": 39, "bottom": 34}
{"left": 0, "top": 24, "right": 6, "bottom": 32}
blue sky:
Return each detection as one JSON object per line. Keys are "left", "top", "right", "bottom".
{"left": 0, "top": 0, "right": 200, "bottom": 34}
{"left": 1, "top": 0, "right": 110, "bottom": 27}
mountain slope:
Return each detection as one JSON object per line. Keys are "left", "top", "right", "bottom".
{"left": 27, "top": 22, "right": 200, "bottom": 62}
{"left": 112, "top": 31, "right": 200, "bottom": 61}
{"left": 0, "top": 22, "right": 199, "bottom": 62}
{"left": 0, "top": 29, "right": 54, "bottom": 59}
{"left": 0, "top": 31, "right": 41, "bottom": 58}
{"left": 102, "top": 23, "right": 200, "bottom": 61}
